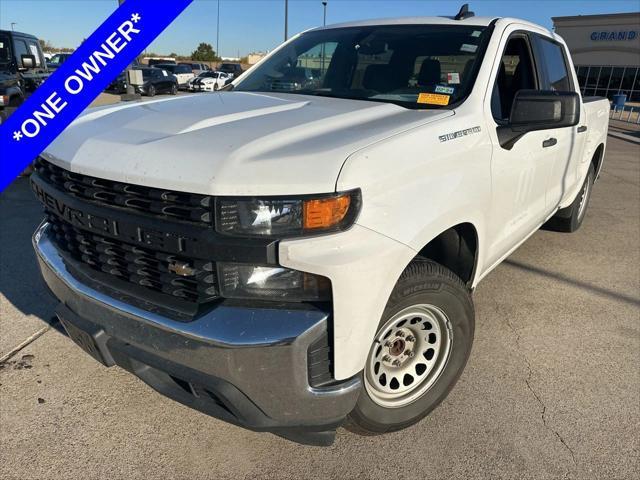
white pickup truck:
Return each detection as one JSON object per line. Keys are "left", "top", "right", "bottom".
{"left": 31, "top": 9, "right": 609, "bottom": 445}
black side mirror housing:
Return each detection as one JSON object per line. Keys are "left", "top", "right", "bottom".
{"left": 19, "top": 54, "right": 36, "bottom": 71}
{"left": 497, "top": 90, "right": 580, "bottom": 150}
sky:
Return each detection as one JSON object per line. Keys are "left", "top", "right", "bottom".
{"left": 1, "top": 0, "right": 639, "bottom": 58}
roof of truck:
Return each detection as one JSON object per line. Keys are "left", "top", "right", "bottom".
{"left": 313, "top": 16, "right": 551, "bottom": 35}
{"left": 0, "top": 29, "right": 40, "bottom": 40}
{"left": 315, "top": 16, "right": 498, "bottom": 30}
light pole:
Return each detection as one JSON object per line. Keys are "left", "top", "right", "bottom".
{"left": 117, "top": 0, "right": 140, "bottom": 101}
{"left": 10, "top": 22, "right": 17, "bottom": 31}
{"left": 321, "top": 2, "right": 327, "bottom": 73}
{"left": 284, "top": 0, "right": 288, "bottom": 42}
{"left": 216, "top": 0, "right": 220, "bottom": 63}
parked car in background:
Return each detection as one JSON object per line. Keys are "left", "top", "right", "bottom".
{"left": 266, "top": 66, "right": 322, "bottom": 92}
{"left": 103, "top": 60, "right": 144, "bottom": 94}
{"left": 218, "top": 62, "right": 243, "bottom": 79}
{"left": 180, "top": 62, "right": 210, "bottom": 75}
{"left": 47, "top": 52, "right": 72, "bottom": 71}
{"left": 185, "top": 72, "right": 205, "bottom": 91}
{"left": 132, "top": 67, "right": 178, "bottom": 96}
{"left": 190, "top": 70, "right": 230, "bottom": 91}
{"left": 0, "top": 29, "right": 49, "bottom": 120}
{"left": 153, "top": 63, "right": 194, "bottom": 89}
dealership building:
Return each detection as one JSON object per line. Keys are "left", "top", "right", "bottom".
{"left": 553, "top": 12, "right": 640, "bottom": 101}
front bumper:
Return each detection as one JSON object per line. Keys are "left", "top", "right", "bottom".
{"left": 33, "top": 222, "right": 361, "bottom": 445}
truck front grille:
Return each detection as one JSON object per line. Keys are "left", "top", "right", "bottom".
{"left": 35, "top": 157, "right": 213, "bottom": 226}
{"left": 46, "top": 213, "right": 219, "bottom": 304}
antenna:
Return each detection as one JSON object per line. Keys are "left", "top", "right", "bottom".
{"left": 454, "top": 4, "right": 475, "bottom": 20}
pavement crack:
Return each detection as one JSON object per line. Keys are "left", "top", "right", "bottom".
{"left": 503, "top": 314, "right": 577, "bottom": 475}
{"left": 0, "top": 324, "right": 52, "bottom": 365}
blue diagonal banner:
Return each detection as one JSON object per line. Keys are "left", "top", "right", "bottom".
{"left": 0, "top": 0, "right": 193, "bottom": 192}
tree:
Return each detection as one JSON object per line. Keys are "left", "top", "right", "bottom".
{"left": 190, "top": 43, "right": 220, "bottom": 62}
{"left": 38, "top": 39, "right": 54, "bottom": 52}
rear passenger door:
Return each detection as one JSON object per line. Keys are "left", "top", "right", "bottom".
{"left": 532, "top": 34, "right": 585, "bottom": 208}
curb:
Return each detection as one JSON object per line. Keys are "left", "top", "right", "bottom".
{"left": 607, "top": 130, "right": 640, "bottom": 144}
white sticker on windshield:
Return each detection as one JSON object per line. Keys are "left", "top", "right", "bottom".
{"left": 28, "top": 44, "right": 41, "bottom": 65}
{"left": 162, "top": 70, "right": 168, "bottom": 76}
{"left": 460, "top": 43, "right": 478, "bottom": 53}
{"left": 471, "top": 30, "right": 482, "bottom": 38}
{"left": 435, "top": 85, "right": 455, "bottom": 95}
{"left": 447, "top": 72, "right": 460, "bottom": 84}
{"left": 0, "top": 42, "right": 4, "bottom": 48}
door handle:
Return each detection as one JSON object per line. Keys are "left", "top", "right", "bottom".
{"left": 577, "top": 125, "right": 588, "bottom": 133}
{"left": 542, "top": 138, "right": 557, "bottom": 148}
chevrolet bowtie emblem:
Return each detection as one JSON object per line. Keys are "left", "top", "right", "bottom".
{"left": 168, "top": 260, "right": 196, "bottom": 277}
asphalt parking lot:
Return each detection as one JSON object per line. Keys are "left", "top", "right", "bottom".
{"left": 0, "top": 134, "right": 638, "bottom": 480}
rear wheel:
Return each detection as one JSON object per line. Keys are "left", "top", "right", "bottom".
{"left": 170, "top": 84, "right": 178, "bottom": 95}
{"left": 544, "top": 163, "right": 595, "bottom": 233}
{"left": 346, "top": 259, "right": 474, "bottom": 435}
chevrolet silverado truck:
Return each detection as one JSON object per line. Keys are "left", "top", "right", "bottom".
{"left": 31, "top": 9, "right": 609, "bottom": 445}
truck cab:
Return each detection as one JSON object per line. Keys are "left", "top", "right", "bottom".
{"left": 0, "top": 29, "right": 49, "bottom": 120}
{"left": 31, "top": 10, "right": 608, "bottom": 445}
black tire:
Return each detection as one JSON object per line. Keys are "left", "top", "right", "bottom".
{"left": 213, "top": 83, "right": 219, "bottom": 91}
{"left": 346, "top": 259, "right": 474, "bottom": 435}
{"left": 544, "top": 163, "right": 595, "bottom": 233}
{"left": 147, "top": 85, "right": 156, "bottom": 97}
{"left": 170, "top": 84, "right": 178, "bottom": 95}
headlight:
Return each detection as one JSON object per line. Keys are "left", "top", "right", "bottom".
{"left": 216, "top": 190, "right": 361, "bottom": 238}
{"left": 218, "top": 263, "right": 331, "bottom": 302}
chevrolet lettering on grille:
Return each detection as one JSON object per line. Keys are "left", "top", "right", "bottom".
{"left": 30, "top": 177, "right": 191, "bottom": 254}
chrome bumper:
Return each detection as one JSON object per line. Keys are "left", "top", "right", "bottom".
{"left": 33, "top": 222, "right": 361, "bottom": 445}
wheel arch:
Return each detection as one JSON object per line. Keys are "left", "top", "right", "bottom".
{"left": 412, "top": 222, "right": 480, "bottom": 288}
{"left": 591, "top": 143, "right": 605, "bottom": 181}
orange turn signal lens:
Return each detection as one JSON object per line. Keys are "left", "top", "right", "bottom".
{"left": 303, "top": 194, "right": 351, "bottom": 230}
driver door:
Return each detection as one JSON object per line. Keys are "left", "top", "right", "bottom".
{"left": 484, "top": 31, "right": 558, "bottom": 267}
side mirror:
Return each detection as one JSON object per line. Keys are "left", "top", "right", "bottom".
{"left": 497, "top": 90, "right": 580, "bottom": 150}
{"left": 19, "top": 54, "right": 36, "bottom": 70}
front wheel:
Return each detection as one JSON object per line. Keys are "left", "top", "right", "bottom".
{"left": 346, "top": 259, "right": 474, "bottom": 435}
{"left": 147, "top": 85, "right": 156, "bottom": 97}
{"left": 170, "top": 84, "right": 178, "bottom": 95}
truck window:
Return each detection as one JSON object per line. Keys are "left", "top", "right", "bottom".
{"left": 491, "top": 35, "right": 537, "bottom": 121}
{"left": 535, "top": 36, "right": 571, "bottom": 92}
{"left": 13, "top": 38, "right": 29, "bottom": 67}
{"left": 26, "top": 40, "right": 42, "bottom": 66}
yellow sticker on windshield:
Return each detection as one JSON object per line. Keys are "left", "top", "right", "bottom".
{"left": 417, "top": 93, "right": 450, "bottom": 105}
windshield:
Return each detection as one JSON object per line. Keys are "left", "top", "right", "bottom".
{"left": 0, "top": 34, "right": 11, "bottom": 63}
{"left": 235, "top": 24, "right": 489, "bottom": 109}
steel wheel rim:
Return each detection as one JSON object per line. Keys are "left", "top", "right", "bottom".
{"left": 578, "top": 173, "right": 591, "bottom": 221}
{"left": 364, "top": 304, "right": 453, "bottom": 408}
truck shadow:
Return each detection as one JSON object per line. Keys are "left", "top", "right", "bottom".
{"left": 504, "top": 259, "right": 640, "bottom": 307}
{"left": 0, "top": 177, "right": 58, "bottom": 325}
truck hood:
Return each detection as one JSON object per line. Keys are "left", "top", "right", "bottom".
{"left": 44, "top": 92, "right": 452, "bottom": 195}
